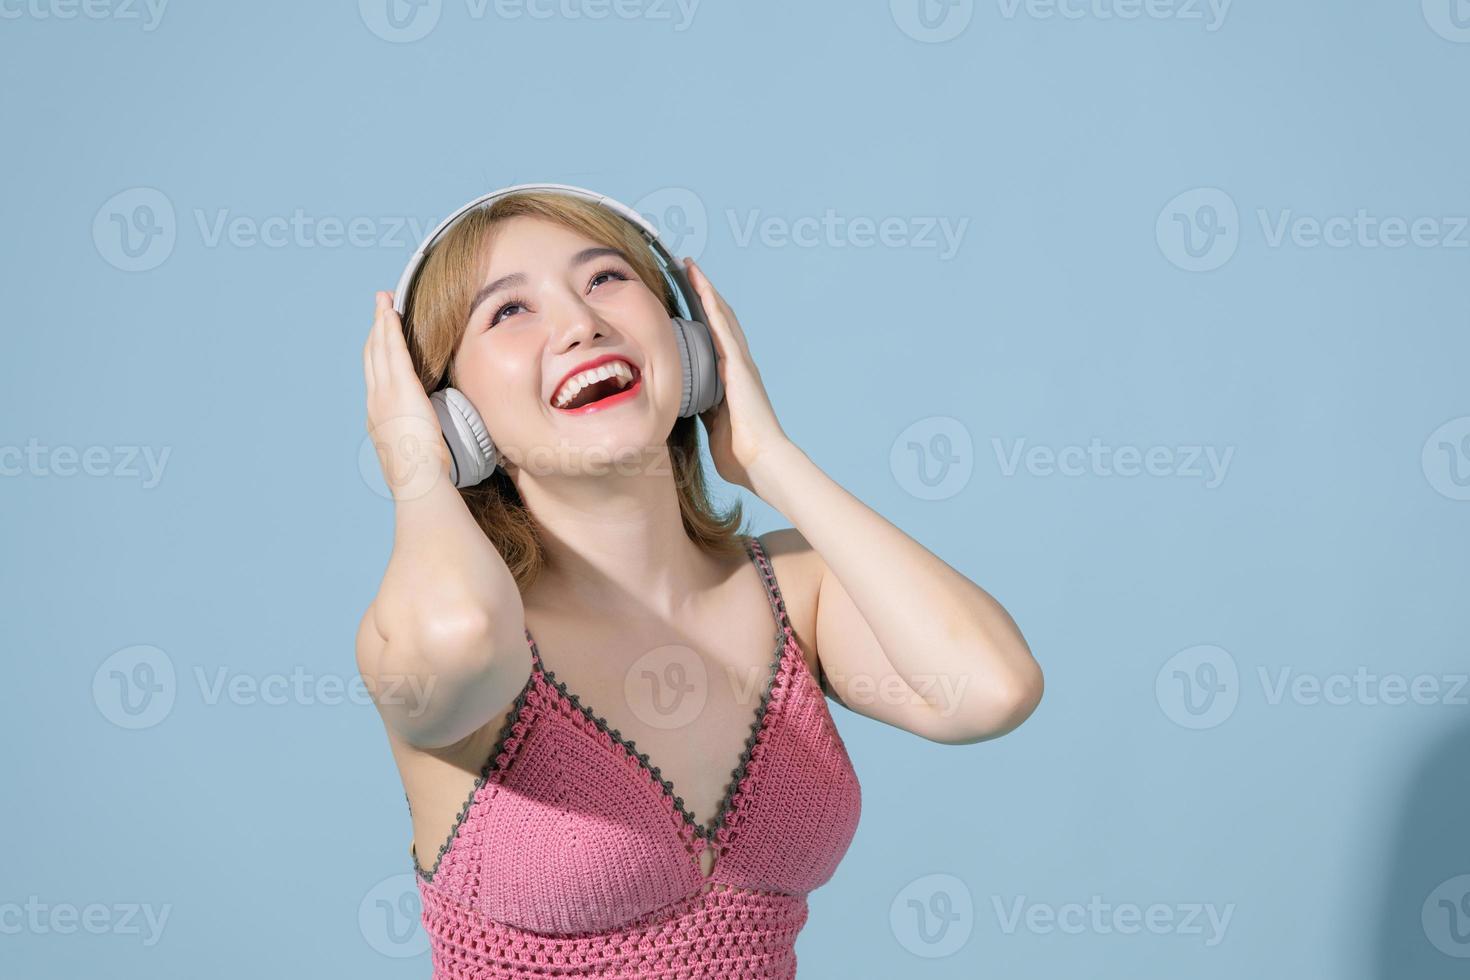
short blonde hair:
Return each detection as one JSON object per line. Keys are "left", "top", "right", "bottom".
{"left": 398, "top": 191, "right": 747, "bottom": 591}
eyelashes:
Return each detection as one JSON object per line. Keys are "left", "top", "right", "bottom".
{"left": 488, "top": 267, "right": 633, "bottom": 328}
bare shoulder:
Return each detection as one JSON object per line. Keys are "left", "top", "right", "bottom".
{"left": 753, "top": 528, "right": 825, "bottom": 683}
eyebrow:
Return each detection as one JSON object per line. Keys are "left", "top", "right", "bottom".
{"left": 467, "top": 246, "right": 629, "bottom": 319}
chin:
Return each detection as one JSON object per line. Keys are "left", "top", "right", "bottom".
{"left": 577, "top": 430, "right": 668, "bottom": 476}
{"left": 505, "top": 422, "right": 668, "bottom": 479}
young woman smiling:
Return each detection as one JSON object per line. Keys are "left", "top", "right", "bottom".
{"left": 357, "top": 189, "right": 1043, "bottom": 978}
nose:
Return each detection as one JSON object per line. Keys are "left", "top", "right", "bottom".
{"left": 549, "top": 292, "right": 612, "bottom": 353}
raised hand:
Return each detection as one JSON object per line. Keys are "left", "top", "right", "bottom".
{"left": 363, "top": 291, "right": 451, "bottom": 500}
{"left": 683, "top": 258, "right": 793, "bottom": 496}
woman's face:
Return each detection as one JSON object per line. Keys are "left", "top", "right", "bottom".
{"left": 450, "top": 215, "right": 681, "bottom": 476}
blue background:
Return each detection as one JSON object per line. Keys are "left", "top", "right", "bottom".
{"left": 3, "top": 1, "right": 1468, "bottom": 977}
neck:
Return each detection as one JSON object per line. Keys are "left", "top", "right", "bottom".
{"left": 511, "top": 446, "right": 723, "bottom": 619}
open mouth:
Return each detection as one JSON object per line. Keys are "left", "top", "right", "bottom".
{"left": 551, "top": 360, "right": 643, "bottom": 414}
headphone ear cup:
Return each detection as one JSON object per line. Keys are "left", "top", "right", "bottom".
{"left": 430, "top": 387, "right": 498, "bottom": 488}
{"left": 670, "top": 317, "right": 724, "bottom": 418}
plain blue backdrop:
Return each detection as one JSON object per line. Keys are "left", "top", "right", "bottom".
{"left": 3, "top": 1, "right": 1468, "bottom": 977}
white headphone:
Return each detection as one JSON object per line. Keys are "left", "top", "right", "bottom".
{"left": 393, "top": 183, "right": 725, "bottom": 488}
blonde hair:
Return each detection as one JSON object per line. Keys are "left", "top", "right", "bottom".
{"left": 399, "top": 191, "right": 747, "bottom": 590}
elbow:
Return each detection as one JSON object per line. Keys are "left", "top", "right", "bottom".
{"left": 363, "top": 604, "right": 508, "bottom": 748}
{"left": 373, "top": 595, "right": 498, "bottom": 672}
{"left": 411, "top": 603, "right": 498, "bottom": 664}
{"left": 1002, "top": 663, "right": 1045, "bottom": 729}
{"left": 932, "top": 659, "right": 1044, "bottom": 746}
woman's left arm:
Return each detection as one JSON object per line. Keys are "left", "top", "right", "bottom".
{"left": 685, "top": 258, "right": 1043, "bottom": 745}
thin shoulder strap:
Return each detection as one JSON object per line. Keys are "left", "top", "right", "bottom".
{"left": 522, "top": 624, "right": 544, "bottom": 670}
{"left": 745, "top": 535, "right": 794, "bottom": 637}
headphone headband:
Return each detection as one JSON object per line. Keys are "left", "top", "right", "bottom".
{"left": 391, "top": 182, "right": 706, "bottom": 325}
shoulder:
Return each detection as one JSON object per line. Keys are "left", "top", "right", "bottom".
{"left": 752, "top": 527, "right": 825, "bottom": 600}
{"left": 753, "top": 527, "right": 818, "bottom": 575}
{"left": 752, "top": 528, "right": 825, "bottom": 681}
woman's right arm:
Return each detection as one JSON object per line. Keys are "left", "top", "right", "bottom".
{"left": 356, "top": 290, "right": 532, "bottom": 750}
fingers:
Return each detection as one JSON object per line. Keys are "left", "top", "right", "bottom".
{"left": 381, "top": 292, "right": 424, "bottom": 394}
{"left": 375, "top": 291, "right": 395, "bottom": 386}
{"left": 368, "top": 291, "right": 392, "bottom": 391}
{"left": 363, "top": 307, "right": 375, "bottom": 390}
{"left": 684, "top": 258, "right": 750, "bottom": 358}
{"left": 685, "top": 263, "right": 729, "bottom": 358}
{"left": 365, "top": 293, "right": 382, "bottom": 391}
{"left": 365, "top": 290, "right": 408, "bottom": 393}
{"left": 684, "top": 257, "right": 719, "bottom": 318}
{"left": 381, "top": 291, "right": 409, "bottom": 355}
{"left": 684, "top": 258, "right": 724, "bottom": 335}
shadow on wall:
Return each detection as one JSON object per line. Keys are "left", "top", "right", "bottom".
{"left": 1375, "top": 721, "right": 1470, "bottom": 977}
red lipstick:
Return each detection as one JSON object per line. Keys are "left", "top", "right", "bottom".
{"left": 549, "top": 353, "right": 642, "bottom": 415}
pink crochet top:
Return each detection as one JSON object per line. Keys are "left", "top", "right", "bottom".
{"left": 411, "top": 535, "right": 863, "bottom": 978}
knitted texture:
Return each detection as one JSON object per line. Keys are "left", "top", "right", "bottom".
{"left": 413, "top": 536, "right": 862, "bottom": 978}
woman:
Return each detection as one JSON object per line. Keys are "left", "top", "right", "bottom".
{"left": 358, "top": 188, "right": 1043, "bottom": 978}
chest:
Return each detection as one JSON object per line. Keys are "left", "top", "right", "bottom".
{"left": 522, "top": 602, "right": 786, "bottom": 837}
{"left": 430, "top": 629, "right": 863, "bottom": 935}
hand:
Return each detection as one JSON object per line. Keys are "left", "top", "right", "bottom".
{"left": 682, "top": 258, "right": 793, "bottom": 495}
{"left": 363, "top": 291, "right": 451, "bottom": 500}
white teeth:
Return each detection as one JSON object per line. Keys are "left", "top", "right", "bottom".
{"left": 553, "top": 360, "right": 635, "bottom": 408}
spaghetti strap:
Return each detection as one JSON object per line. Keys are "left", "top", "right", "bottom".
{"left": 744, "top": 535, "right": 794, "bottom": 638}
{"left": 522, "top": 624, "right": 544, "bottom": 669}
